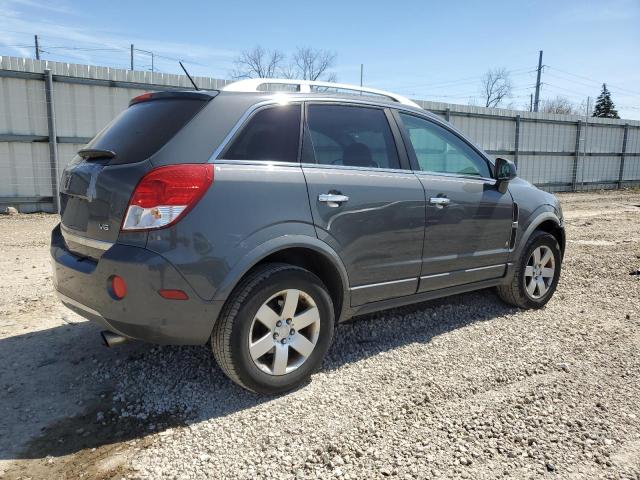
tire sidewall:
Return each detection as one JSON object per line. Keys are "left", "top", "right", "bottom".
{"left": 228, "top": 268, "right": 334, "bottom": 394}
{"left": 519, "top": 232, "right": 562, "bottom": 307}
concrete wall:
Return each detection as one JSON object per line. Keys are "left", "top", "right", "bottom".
{"left": 1, "top": 55, "right": 639, "bottom": 212}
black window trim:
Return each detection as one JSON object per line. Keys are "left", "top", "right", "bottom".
{"left": 391, "top": 109, "right": 496, "bottom": 182}
{"left": 300, "top": 101, "right": 412, "bottom": 173}
{"left": 218, "top": 101, "right": 304, "bottom": 164}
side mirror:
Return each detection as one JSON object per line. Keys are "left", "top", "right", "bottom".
{"left": 495, "top": 157, "right": 516, "bottom": 193}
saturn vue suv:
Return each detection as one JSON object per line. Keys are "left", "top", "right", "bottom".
{"left": 51, "top": 79, "right": 565, "bottom": 393}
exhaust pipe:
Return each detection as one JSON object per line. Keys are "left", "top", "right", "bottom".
{"left": 101, "top": 330, "right": 130, "bottom": 347}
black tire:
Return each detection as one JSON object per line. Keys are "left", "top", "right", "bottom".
{"left": 211, "top": 263, "right": 335, "bottom": 394}
{"left": 497, "top": 230, "right": 562, "bottom": 309}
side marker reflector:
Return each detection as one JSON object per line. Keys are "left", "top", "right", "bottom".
{"left": 158, "top": 289, "right": 189, "bottom": 300}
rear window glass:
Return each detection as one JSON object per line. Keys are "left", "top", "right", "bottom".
{"left": 224, "top": 105, "right": 301, "bottom": 162}
{"left": 302, "top": 104, "right": 400, "bottom": 169}
{"left": 85, "top": 98, "right": 207, "bottom": 165}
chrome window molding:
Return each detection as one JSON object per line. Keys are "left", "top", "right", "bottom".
{"left": 412, "top": 170, "right": 497, "bottom": 184}
{"left": 210, "top": 96, "right": 437, "bottom": 164}
{"left": 210, "top": 95, "right": 498, "bottom": 182}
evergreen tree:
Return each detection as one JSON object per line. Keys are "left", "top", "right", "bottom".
{"left": 592, "top": 84, "right": 620, "bottom": 118}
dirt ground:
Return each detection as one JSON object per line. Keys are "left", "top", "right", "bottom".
{"left": 0, "top": 190, "right": 639, "bottom": 479}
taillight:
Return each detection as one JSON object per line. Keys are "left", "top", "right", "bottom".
{"left": 121, "top": 164, "right": 214, "bottom": 231}
{"left": 129, "top": 92, "right": 154, "bottom": 105}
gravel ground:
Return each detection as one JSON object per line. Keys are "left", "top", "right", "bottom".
{"left": 1, "top": 189, "right": 639, "bottom": 480}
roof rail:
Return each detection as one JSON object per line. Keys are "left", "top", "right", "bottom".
{"left": 223, "top": 78, "right": 421, "bottom": 109}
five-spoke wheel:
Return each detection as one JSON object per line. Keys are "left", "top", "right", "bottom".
{"left": 249, "top": 289, "right": 321, "bottom": 375}
{"left": 497, "top": 230, "right": 562, "bottom": 309}
{"left": 211, "top": 264, "right": 334, "bottom": 394}
{"left": 524, "top": 245, "right": 556, "bottom": 299}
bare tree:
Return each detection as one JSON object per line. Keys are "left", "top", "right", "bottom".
{"left": 541, "top": 96, "right": 577, "bottom": 115}
{"left": 231, "top": 46, "right": 285, "bottom": 79}
{"left": 480, "top": 68, "right": 512, "bottom": 108}
{"left": 287, "top": 47, "right": 337, "bottom": 81}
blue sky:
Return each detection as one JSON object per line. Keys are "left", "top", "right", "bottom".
{"left": 1, "top": 0, "right": 639, "bottom": 119}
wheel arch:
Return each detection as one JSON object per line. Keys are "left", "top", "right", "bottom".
{"left": 516, "top": 210, "right": 565, "bottom": 260}
{"left": 213, "top": 236, "right": 350, "bottom": 322}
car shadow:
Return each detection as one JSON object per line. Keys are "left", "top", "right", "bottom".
{"left": 0, "top": 288, "right": 518, "bottom": 461}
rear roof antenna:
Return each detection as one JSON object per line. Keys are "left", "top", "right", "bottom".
{"left": 179, "top": 61, "right": 200, "bottom": 91}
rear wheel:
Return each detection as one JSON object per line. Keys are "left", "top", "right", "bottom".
{"left": 211, "top": 263, "right": 334, "bottom": 394}
{"left": 497, "top": 231, "right": 561, "bottom": 309}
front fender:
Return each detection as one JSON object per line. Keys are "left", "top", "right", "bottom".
{"left": 511, "top": 206, "right": 564, "bottom": 262}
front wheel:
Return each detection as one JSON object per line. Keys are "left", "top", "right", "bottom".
{"left": 211, "top": 263, "right": 335, "bottom": 394}
{"left": 497, "top": 231, "right": 562, "bottom": 309}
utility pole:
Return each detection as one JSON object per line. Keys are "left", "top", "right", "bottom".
{"left": 360, "top": 64, "right": 363, "bottom": 87}
{"left": 533, "top": 50, "right": 543, "bottom": 112}
{"left": 585, "top": 96, "right": 591, "bottom": 116}
{"left": 579, "top": 96, "right": 591, "bottom": 188}
{"left": 151, "top": 52, "right": 154, "bottom": 73}
{"left": 529, "top": 93, "right": 533, "bottom": 112}
{"left": 130, "top": 44, "right": 134, "bottom": 71}
{"left": 34, "top": 34, "right": 40, "bottom": 60}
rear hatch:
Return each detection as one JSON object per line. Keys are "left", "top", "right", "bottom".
{"left": 59, "top": 91, "right": 213, "bottom": 259}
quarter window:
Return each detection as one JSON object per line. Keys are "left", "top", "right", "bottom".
{"left": 399, "top": 113, "right": 491, "bottom": 178}
{"left": 225, "top": 105, "right": 301, "bottom": 162}
{"left": 303, "top": 105, "right": 400, "bottom": 169}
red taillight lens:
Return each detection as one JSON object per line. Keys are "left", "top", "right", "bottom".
{"left": 122, "top": 164, "right": 214, "bottom": 231}
{"left": 130, "top": 92, "right": 154, "bottom": 105}
{"left": 110, "top": 275, "right": 127, "bottom": 299}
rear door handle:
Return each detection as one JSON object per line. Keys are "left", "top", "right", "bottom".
{"left": 429, "top": 197, "right": 450, "bottom": 208}
{"left": 318, "top": 193, "right": 349, "bottom": 207}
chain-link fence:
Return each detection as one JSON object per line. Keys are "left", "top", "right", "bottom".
{"left": 1, "top": 55, "right": 639, "bottom": 212}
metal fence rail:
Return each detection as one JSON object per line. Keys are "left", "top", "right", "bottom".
{"left": 1, "top": 55, "right": 639, "bottom": 212}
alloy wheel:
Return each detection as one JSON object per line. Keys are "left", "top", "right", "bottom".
{"left": 248, "top": 289, "right": 321, "bottom": 376}
{"left": 524, "top": 245, "right": 556, "bottom": 299}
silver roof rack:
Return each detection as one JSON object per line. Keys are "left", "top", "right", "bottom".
{"left": 223, "top": 78, "right": 421, "bottom": 109}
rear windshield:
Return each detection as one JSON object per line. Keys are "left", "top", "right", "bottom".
{"left": 85, "top": 98, "right": 208, "bottom": 165}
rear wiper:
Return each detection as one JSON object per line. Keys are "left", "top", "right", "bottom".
{"left": 77, "top": 148, "right": 116, "bottom": 160}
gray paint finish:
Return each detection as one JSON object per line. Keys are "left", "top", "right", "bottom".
{"left": 416, "top": 173, "right": 513, "bottom": 290}
{"left": 302, "top": 165, "right": 425, "bottom": 306}
{"left": 145, "top": 162, "right": 317, "bottom": 301}
{"left": 50, "top": 90, "right": 565, "bottom": 346}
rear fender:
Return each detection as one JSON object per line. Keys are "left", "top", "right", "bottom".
{"left": 213, "top": 234, "right": 350, "bottom": 321}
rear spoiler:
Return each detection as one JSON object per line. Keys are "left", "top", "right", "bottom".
{"left": 129, "top": 90, "right": 218, "bottom": 107}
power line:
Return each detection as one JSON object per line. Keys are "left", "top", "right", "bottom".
{"left": 546, "top": 66, "right": 640, "bottom": 97}
{"left": 391, "top": 67, "right": 536, "bottom": 91}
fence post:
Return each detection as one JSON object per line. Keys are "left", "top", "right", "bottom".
{"left": 617, "top": 123, "right": 629, "bottom": 189}
{"left": 445, "top": 108, "right": 450, "bottom": 122}
{"left": 44, "top": 69, "right": 60, "bottom": 214}
{"left": 514, "top": 115, "right": 521, "bottom": 167}
{"left": 572, "top": 121, "right": 582, "bottom": 192}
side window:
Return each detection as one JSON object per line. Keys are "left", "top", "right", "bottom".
{"left": 224, "top": 104, "right": 301, "bottom": 162}
{"left": 398, "top": 113, "right": 491, "bottom": 178}
{"left": 303, "top": 104, "right": 400, "bottom": 169}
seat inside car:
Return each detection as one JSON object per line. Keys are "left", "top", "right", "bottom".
{"left": 342, "top": 142, "right": 377, "bottom": 168}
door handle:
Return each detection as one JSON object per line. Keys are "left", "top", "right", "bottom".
{"left": 429, "top": 197, "right": 450, "bottom": 208}
{"left": 318, "top": 193, "right": 349, "bottom": 207}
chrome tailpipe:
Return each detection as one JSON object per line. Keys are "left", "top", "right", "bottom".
{"left": 101, "top": 330, "right": 130, "bottom": 347}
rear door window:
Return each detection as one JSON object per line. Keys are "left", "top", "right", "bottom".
{"left": 303, "top": 104, "right": 400, "bottom": 169}
{"left": 224, "top": 104, "right": 301, "bottom": 162}
{"left": 86, "top": 97, "right": 208, "bottom": 165}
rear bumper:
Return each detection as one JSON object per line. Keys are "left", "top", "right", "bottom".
{"left": 51, "top": 224, "right": 223, "bottom": 345}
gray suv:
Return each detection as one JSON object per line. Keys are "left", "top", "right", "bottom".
{"left": 51, "top": 79, "right": 565, "bottom": 393}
